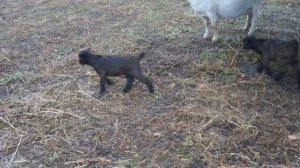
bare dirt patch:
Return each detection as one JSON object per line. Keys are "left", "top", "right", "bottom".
{"left": 0, "top": 0, "right": 299, "bottom": 167}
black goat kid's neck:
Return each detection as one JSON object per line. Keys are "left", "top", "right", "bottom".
{"left": 86, "top": 54, "right": 100, "bottom": 67}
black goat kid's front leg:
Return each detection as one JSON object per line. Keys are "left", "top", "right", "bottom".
{"left": 292, "top": 64, "right": 300, "bottom": 89}
{"left": 100, "top": 76, "right": 107, "bottom": 94}
{"left": 262, "top": 57, "right": 273, "bottom": 77}
{"left": 297, "top": 70, "right": 300, "bottom": 89}
{"left": 264, "top": 66, "right": 273, "bottom": 78}
{"left": 97, "top": 70, "right": 108, "bottom": 94}
{"left": 274, "top": 63, "right": 287, "bottom": 81}
{"left": 274, "top": 71, "right": 286, "bottom": 81}
{"left": 106, "top": 78, "right": 113, "bottom": 85}
{"left": 123, "top": 75, "right": 135, "bottom": 93}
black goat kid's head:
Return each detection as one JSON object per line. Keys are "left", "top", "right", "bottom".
{"left": 78, "top": 48, "right": 92, "bottom": 65}
{"left": 243, "top": 36, "right": 256, "bottom": 50}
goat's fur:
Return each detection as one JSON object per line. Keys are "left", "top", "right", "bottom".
{"left": 79, "top": 48, "right": 154, "bottom": 94}
{"left": 188, "top": 0, "right": 261, "bottom": 42}
{"left": 243, "top": 36, "right": 299, "bottom": 89}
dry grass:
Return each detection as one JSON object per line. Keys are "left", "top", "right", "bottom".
{"left": 0, "top": 0, "right": 299, "bottom": 167}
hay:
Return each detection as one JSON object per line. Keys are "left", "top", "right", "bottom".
{"left": 0, "top": 0, "right": 299, "bottom": 167}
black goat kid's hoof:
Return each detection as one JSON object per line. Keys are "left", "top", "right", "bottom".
{"left": 92, "top": 92, "right": 105, "bottom": 99}
{"left": 123, "top": 88, "right": 131, "bottom": 93}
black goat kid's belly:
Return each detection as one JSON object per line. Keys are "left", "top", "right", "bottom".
{"left": 106, "top": 72, "right": 124, "bottom": 76}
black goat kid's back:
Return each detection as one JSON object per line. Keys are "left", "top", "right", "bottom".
{"left": 78, "top": 49, "right": 154, "bottom": 94}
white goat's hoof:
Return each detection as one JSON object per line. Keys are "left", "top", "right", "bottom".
{"left": 212, "top": 36, "right": 218, "bottom": 42}
{"left": 243, "top": 26, "right": 249, "bottom": 30}
{"left": 203, "top": 33, "right": 210, "bottom": 39}
{"left": 248, "top": 29, "right": 254, "bottom": 36}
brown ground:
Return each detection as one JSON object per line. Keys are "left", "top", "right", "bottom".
{"left": 0, "top": 0, "right": 299, "bottom": 167}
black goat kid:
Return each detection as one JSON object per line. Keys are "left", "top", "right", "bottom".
{"left": 79, "top": 48, "right": 154, "bottom": 94}
{"left": 243, "top": 36, "right": 299, "bottom": 89}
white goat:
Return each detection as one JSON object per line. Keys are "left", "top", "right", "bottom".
{"left": 188, "top": 0, "right": 262, "bottom": 42}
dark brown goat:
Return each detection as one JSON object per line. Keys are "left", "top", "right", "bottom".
{"left": 243, "top": 36, "right": 299, "bottom": 89}
{"left": 79, "top": 48, "right": 154, "bottom": 94}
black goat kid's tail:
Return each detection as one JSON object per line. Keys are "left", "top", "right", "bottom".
{"left": 137, "top": 52, "right": 145, "bottom": 62}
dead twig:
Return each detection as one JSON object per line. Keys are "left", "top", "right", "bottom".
{"left": 0, "top": 55, "right": 11, "bottom": 61}
{"left": 41, "top": 108, "right": 86, "bottom": 120}
{"left": 226, "top": 42, "right": 240, "bottom": 66}
{"left": 64, "top": 157, "right": 111, "bottom": 165}
{"left": 55, "top": 80, "right": 72, "bottom": 102}
{"left": 0, "top": 116, "right": 16, "bottom": 130}
{"left": 288, "top": 133, "right": 300, "bottom": 141}
{"left": 0, "top": 116, "right": 27, "bottom": 135}
{"left": 77, "top": 90, "right": 104, "bottom": 105}
{"left": 1, "top": 48, "right": 11, "bottom": 61}
{"left": 8, "top": 135, "right": 23, "bottom": 168}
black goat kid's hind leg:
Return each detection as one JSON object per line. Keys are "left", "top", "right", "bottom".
{"left": 262, "top": 57, "right": 273, "bottom": 77}
{"left": 123, "top": 75, "right": 135, "bottom": 93}
{"left": 135, "top": 74, "right": 154, "bottom": 93}
{"left": 106, "top": 78, "right": 114, "bottom": 85}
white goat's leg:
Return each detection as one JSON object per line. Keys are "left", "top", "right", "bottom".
{"left": 243, "top": 15, "right": 252, "bottom": 30}
{"left": 248, "top": 15, "right": 257, "bottom": 35}
{"left": 211, "top": 24, "right": 218, "bottom": 42}
{"left": 202, "top": 16, "right": 210, "bottom": 39}
{"left": 248, "top": 6, "right": 259, "bottom": 35}
{"left": 210, "top": 16, "right": 218, "bottom": 42}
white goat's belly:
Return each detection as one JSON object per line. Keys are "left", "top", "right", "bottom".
{"left": 217, "top": 1, "right": 251, "bottom": 18}
{"left": 189, "top": 0, "right": 252, "bottom": 18}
